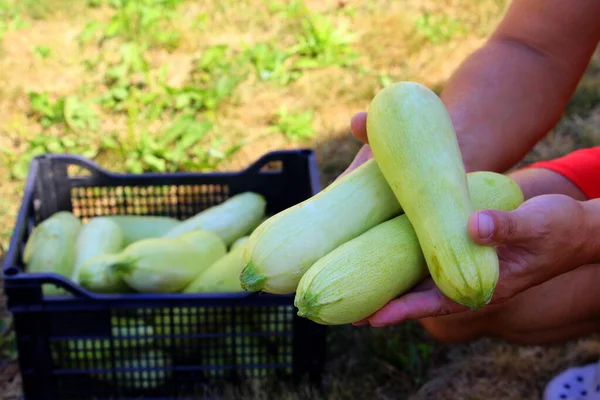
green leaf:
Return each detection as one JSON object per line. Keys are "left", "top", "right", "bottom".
{"left": 126, "top": 157, "right": 144, "bottom": 174}
{"left": 142, "top": 153, "right": 166, "bottom": 172}
{"left": 159, "top": 114, "right": 195, "bottom": 146}
{"left": 101, "top": 136, "right": 119, "bottom": 150}
{"left": 46, "top": 140, "right": 65, "bottom": 153}
{"left": 11, "top": 158, "right": 32, "bottom": 180}
{"left": 110, "top": 86, "right": 129, "bottom": 101}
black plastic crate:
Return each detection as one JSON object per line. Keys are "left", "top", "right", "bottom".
{"left": 2, "top": 149, "right": 328, "bottom": 400}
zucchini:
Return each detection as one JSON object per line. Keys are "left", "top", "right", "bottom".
{"left": 23, "top": 211, "right": 82, "bottom": 295}
{"left": 110, "top": 230, "right": 227, "bottom": 293}
{"left": 78, "top": 253, "right": 133, "bottom": 293}
{"left": 183, "top": 236, "right": 249, "bottom": 293}
{"left": 72, "top": 217, "right": 124, "bottom": 284}
{"left": 163, "top": 192, "right": 267, "bottom": 247}
{"left": 295, "top": 171, "right": 524, "bottom": 325}
{"left": 366, "top": 81, "right": 500, "bottom": 310}
{"left": 230, "top": 235, "right": 250, "bottom": 251}
{"left": 101, "top": 215, "right": 181, "bottom": 245}
{"left": 240, "top": 158, "right": 401, "bottom": 294}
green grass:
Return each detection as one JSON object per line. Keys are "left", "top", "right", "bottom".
{"left": 1, "top": 0, "right": 599, "bottom": 399}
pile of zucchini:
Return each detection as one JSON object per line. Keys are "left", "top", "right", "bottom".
{"left": 23, "top": 192, "right": 267, "bottom": 295}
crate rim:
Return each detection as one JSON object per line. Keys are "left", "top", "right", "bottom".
{"left": 2, "top": 148, "right": 320, "bottom": 305}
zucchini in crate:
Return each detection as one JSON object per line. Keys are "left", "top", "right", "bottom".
{"left": 183, "top": 236, "right": 249, "bottom": 293}
{"left": 102, "top": 215, "right": 181, "bottom": 245}
{"left": 78, "top": 253, "right": 133, "bottom": 294}
{"left": 23, "top": 211, "right": 82, "bottom": 295}
{"left": 366, "top": 81, "right": 500, "bottom": 310}
{"left": 164, "top": 192, "right": 267, "bottom": 246}
{"left": 72, "top": 217, "right": 125, "bottom": 285}
{"left": 240, "top": 158, "right": 402, "bottom": 294}
{"left": 110, "top": 230, "right": 227, "bottom": 293}
{"left": 295, "top": 171, "right": 524, "bottom": 325}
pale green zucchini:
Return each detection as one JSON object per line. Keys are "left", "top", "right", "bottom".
{"left": 366, "top": 81, "right": 500, "bottom": 310}
{"left": 295, "top": 171, "right": 524, "bottom": 325}
{"left": 163, "top": 192, "right": 267, "bottom": 246}
{"left": 183, "top": 236, "right": 249, "bottom": 293}
{"left": 110, "top": 229, "right": 227, "bottom": 293}
{"left": 240, "top": 158, "right": 402, "bottom": 294}
{"left": 72, "top": 217, "right": 124, "bottom": 284}
{"left": 78, "top": 253, "right": 133, "bottom": 293}
{"left": 101, "top": 215, "right": 181, "bottom": 245}
{"left": 230, "top": 235, "right": 250, "bottom": 251}
{"left": 23, "top": 211, "right": 82, "bottom": 295}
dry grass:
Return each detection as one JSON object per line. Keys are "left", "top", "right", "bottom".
{"left": 1, "top": 0, "right": 600, "bottom": 399}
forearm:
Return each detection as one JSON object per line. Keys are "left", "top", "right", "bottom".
{"left": 439, "top": 0, "right": 600, "bottom": 173}
{"left": 441, "top": 41, "right": 570, "bottom": 173}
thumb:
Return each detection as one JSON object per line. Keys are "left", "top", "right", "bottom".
{"left": 350, "top": 112, "right": 369, "bottom": 144}
{"left": 467, "top": 209, "right": 537, "bottom": 245}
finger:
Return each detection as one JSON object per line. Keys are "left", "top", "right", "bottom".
{"left": 467, "top": 208, "right": 544, "bottom": 246}
{"left": 366, "top": 287, "right": 469, "bottom": 327}
{"left": 337, "top": 144, "right": 373, "bottom": 179}
{"left": 351, "top": 278, "right": 434, "bottom": 326}
{"left": 350, "top": 112, "right": 368, "bottom": 143}
{"left": 409, "top": 276, "right": 436, "bottom": 292}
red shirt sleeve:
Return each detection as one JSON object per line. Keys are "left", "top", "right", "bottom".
{"left": 525, "top": 146, "right": 600, "bottom": 199}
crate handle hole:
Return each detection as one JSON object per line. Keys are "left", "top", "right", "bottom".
{"left": 259, "top": 160, "right": 283, "bottom": 173}
{"left": 67, "top": 164, "right": 92, "bottom": 178}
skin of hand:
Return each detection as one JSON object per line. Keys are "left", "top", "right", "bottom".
{"left": 354, "top": 192, "right": 600, "bottom": 328}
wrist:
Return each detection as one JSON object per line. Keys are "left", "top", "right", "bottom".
{"left": 507, "top": 167, "right": 588, "bottom": 201}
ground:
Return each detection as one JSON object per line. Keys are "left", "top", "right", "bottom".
{"left": 1, "top": 0, "right": 600, "bottom": 399}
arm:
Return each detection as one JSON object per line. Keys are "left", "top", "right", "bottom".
{"left": 442, "top": 0, "right": 600, "bottom": 172}
{"left": 346, "top": 0, "right": 600, "bottom": 174}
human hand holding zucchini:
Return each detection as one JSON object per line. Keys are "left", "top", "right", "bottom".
{"left": 241, "top": 81, "right": 526, "bottom": 325}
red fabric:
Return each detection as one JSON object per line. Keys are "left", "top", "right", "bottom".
{"left": 525, "top": 146, "right": 600, "bottom": 199}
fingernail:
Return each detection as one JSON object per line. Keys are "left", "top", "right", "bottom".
{"left": 477, "top": 212, "right": 494, "bottom": 239}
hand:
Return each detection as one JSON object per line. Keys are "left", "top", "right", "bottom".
{"left": 353, "top": 193, "right": 594, "bottom": 327}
